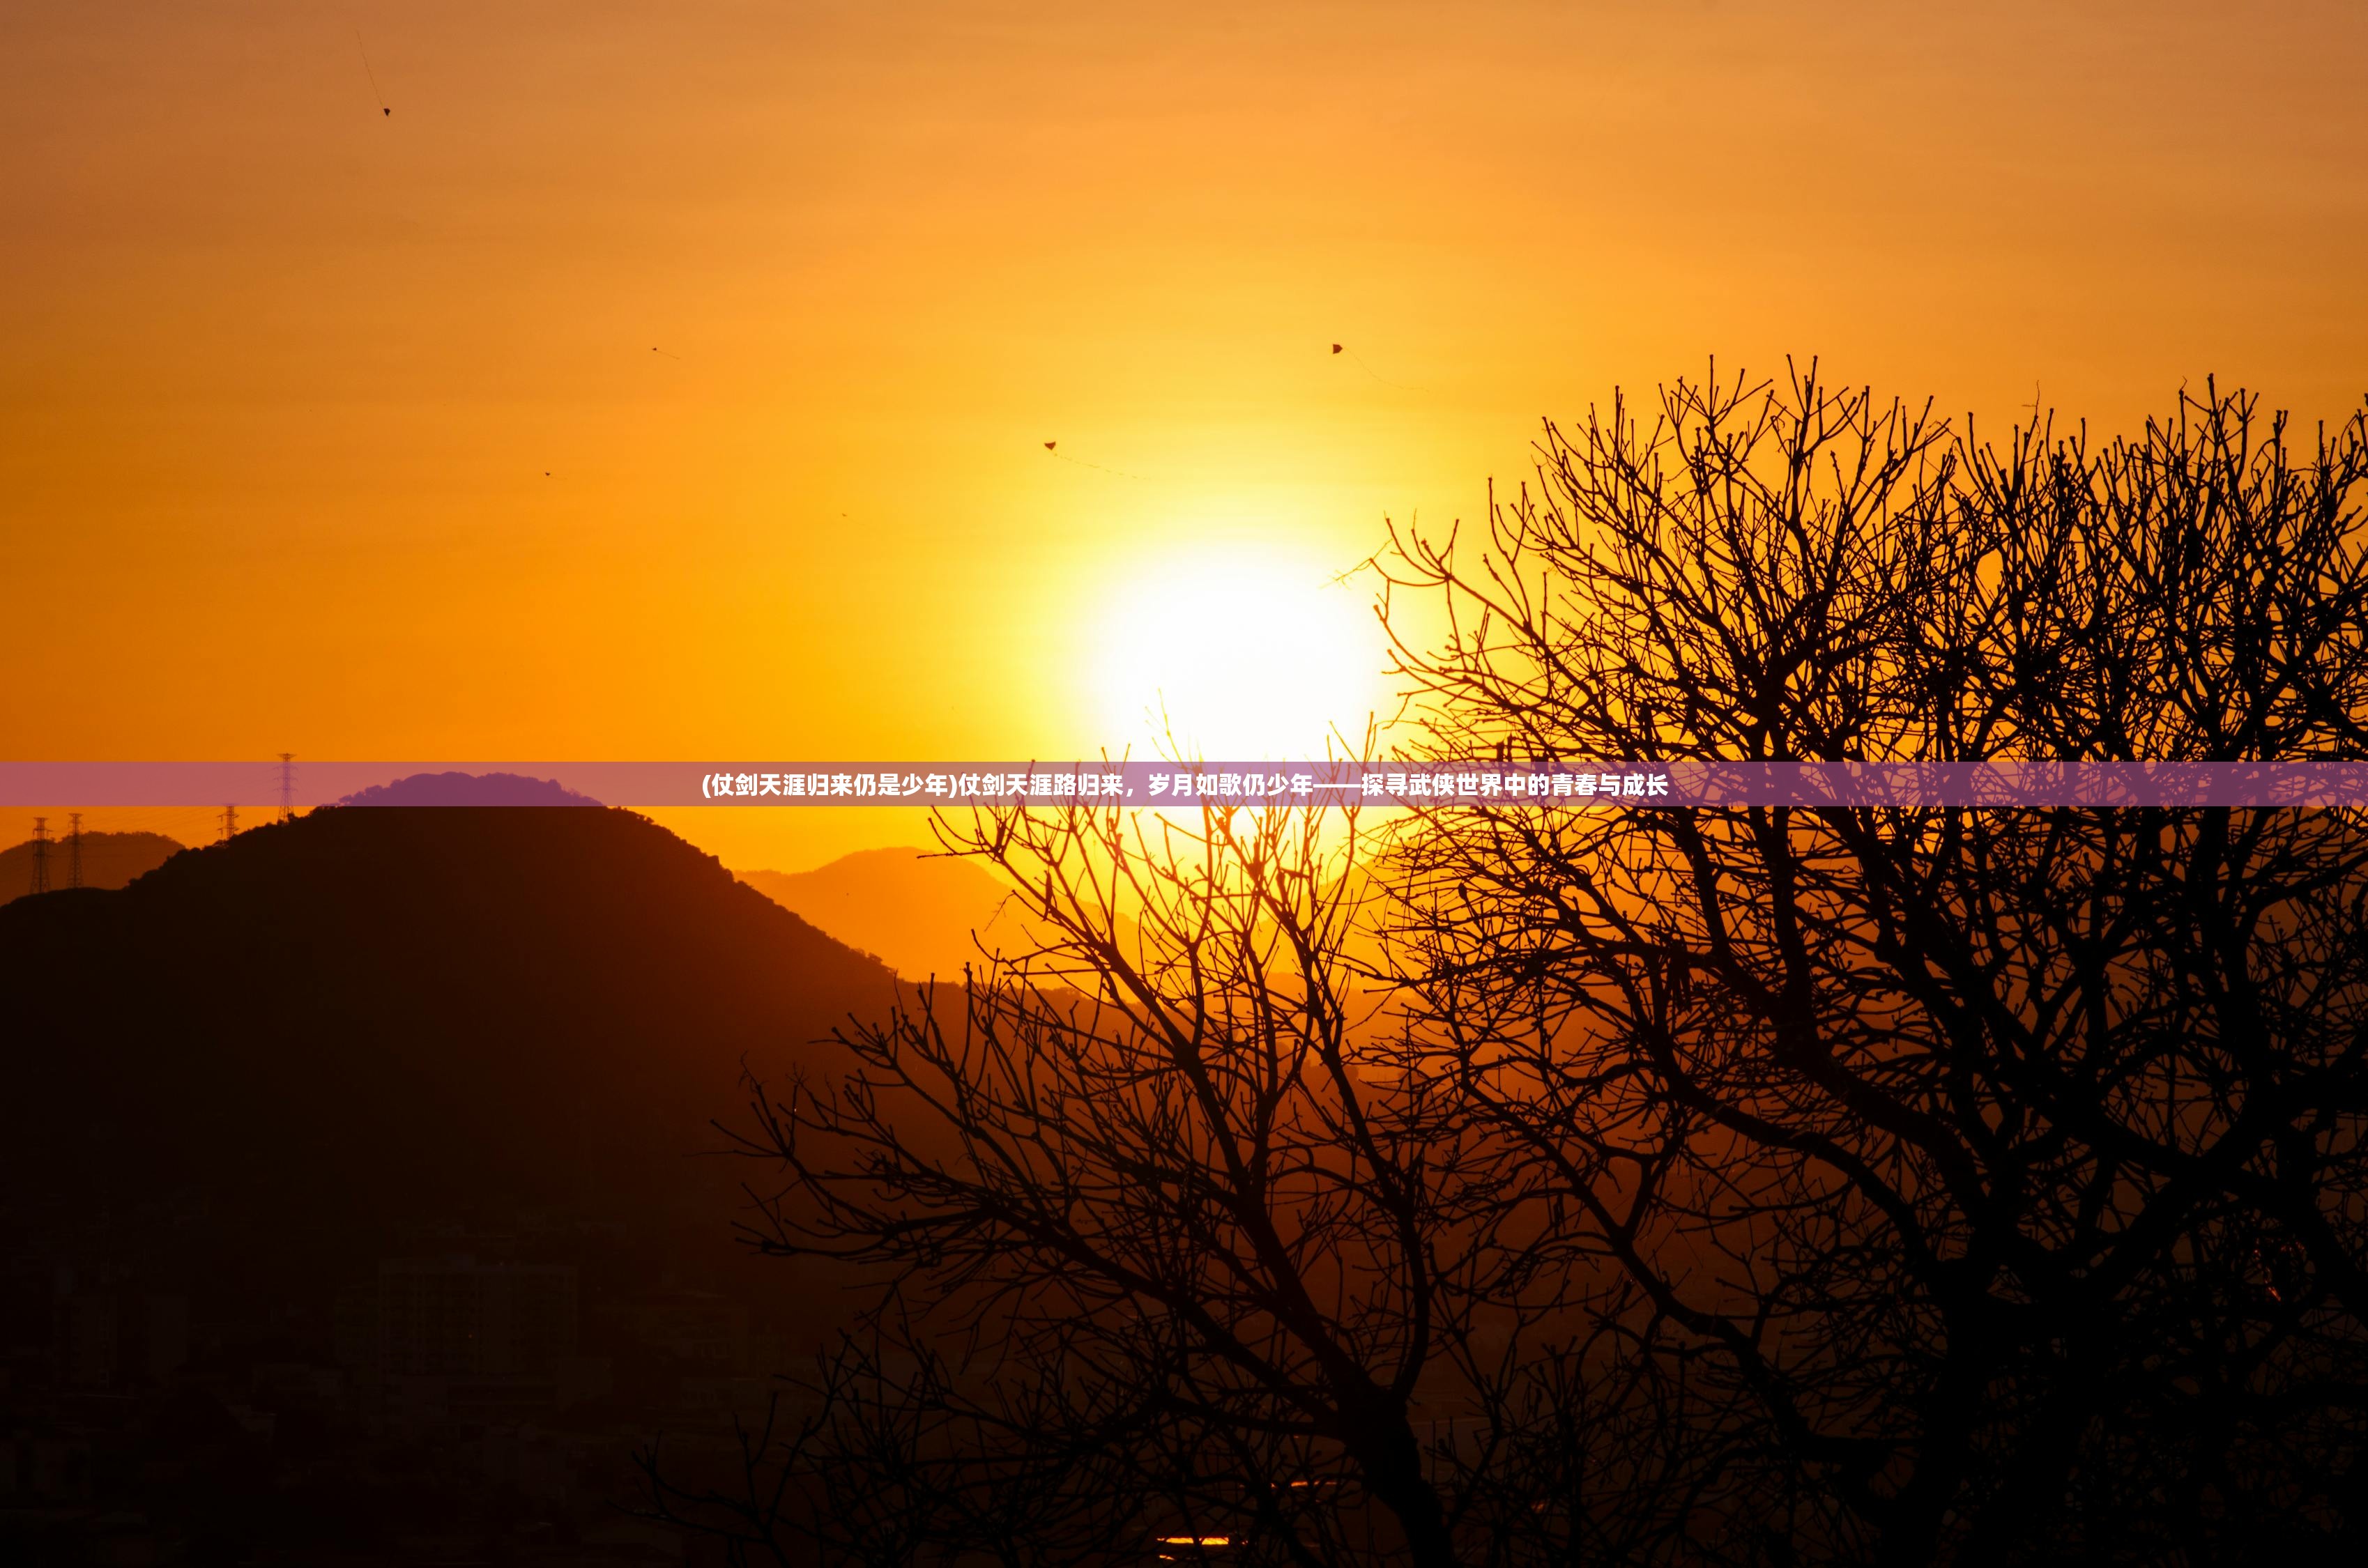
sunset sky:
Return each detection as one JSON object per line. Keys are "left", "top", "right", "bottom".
{"left": 6, "top": 1, "right": 2365, "bottom": 869}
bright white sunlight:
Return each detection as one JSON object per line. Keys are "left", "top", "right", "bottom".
{"left": 1086, "top": 543, "right": 1387, "bottom": 760}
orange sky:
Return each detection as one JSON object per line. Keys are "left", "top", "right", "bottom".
{"left": 5, "top": 1, "right": 2365, "bottom": 870}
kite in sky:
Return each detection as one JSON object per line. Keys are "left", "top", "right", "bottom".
{"left": 1330, "top": 340, "right": 1416, "bottom": 390}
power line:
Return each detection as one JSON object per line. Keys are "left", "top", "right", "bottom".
{"left": 66, "top": 812, "right": 82, "bottom": 890}
{"left": 29, "top": 817, "right": 50, "bottom": 896}
{"left": 279, "top": 753, "right": 297, "bottom": 822}
{"left": 219, "top": 804, "right": 238, "bottom": 843}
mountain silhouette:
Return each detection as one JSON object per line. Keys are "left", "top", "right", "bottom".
{"left": 336, "top": 769, "right": 604, "bottom": 807}
{"left": 740, "top": 847, "right": 1055, "bottom": 981}
{"left": 0, "top": 801, "right": 901, "bottom": 1307}
{"left": 741, "top": 848, "right": 1387, "bottom": 999}
{"left": 0, "top": 829, "right": 183, "bottom": 907}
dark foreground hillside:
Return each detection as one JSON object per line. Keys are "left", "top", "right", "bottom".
{"left": 1, "top": 804, "right": 898, "bottom": 1247}
{"left": 0, "top": 804, "right": 905, "bottom": 1562}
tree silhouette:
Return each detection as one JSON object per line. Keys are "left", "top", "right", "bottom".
{"left": 1377, "top": 367, "right": 2368, "bottom": 1562}
{"left": 653, "top": 369, "right": 2368, "bottom": 1566}
{"left": 648, "top": 799, "right": 1587, "bottom": 1567}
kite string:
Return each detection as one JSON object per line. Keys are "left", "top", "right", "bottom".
{"left": 1344, "top": 346, "right": 1417, "bottom": 392}
{"left": 355, "top": 29, "right": 388, "bottom": 111}
{"left": 1046, "top": 449, "right": 1152, "bottom": 482}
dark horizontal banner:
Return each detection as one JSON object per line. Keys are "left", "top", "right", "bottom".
{"left": 7, "top": 762, "right": 2368, "bottom": 808}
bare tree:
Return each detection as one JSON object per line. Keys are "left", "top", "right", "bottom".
{"left": 1380, "top": 366, "right": 2368, "bottom": 1563}
{"left": 666, "top": 797, "right": 1573, "bottom": 1568}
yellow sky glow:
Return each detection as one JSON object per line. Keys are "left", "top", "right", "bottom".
{"left": 4, "top": 1, "right": 2365, "bottom": 870}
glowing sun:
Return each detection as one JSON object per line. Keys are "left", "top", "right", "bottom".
{"left": 1087, "top": 544, "right": 1386, "bottom": 760}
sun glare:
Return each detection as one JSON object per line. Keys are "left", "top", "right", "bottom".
{"left": 1087, "top": 544, "right": 1385, "bottom": 760}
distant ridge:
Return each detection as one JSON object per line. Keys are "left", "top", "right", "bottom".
{"left": 741, "top": 847, "right": 1050, "bottom": 981}
{"left": 336, "top": 769, "right": 603, "bottom": 807}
